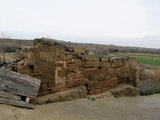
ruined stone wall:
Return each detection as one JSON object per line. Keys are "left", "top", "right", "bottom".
{"left": 17, "top": 39, "right": 140, "bottom": 96}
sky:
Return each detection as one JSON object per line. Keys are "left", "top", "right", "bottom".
{"left": 0, "top": 0, "right": 160, "bottom": 48}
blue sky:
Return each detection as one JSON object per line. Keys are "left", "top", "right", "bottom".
{"left": 0, "top": 0, "right": 160, "bottom": 48}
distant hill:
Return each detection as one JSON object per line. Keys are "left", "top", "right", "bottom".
{"left": 0, "top": 38, "right": 160, "bottom": 54}
{"left": 0, "top": 38, "right": 33, "bottom": 52}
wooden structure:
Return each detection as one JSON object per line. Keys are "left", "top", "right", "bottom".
{"left": 0, "top": 69, "right": 41, "bottom": 108}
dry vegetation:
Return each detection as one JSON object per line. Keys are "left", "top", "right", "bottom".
{"left": 0, "top": 38, "right": 32, "bottom": 52}
{"left": 0, "top": 37, "right": 160, "bottom": 54}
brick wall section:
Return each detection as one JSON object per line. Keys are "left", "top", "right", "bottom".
{"left": 17, "top": 38, "right": 140, "bottom": 96}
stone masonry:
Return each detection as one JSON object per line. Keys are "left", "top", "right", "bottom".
{"left": 16, "top": 38, "right": 140, "bottom": 96}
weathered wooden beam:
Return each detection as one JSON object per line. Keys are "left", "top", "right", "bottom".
{"left": 0, "top": 69, "right": 41, "bottom": 98}
{"left": 0, "top": 90, "right": 21, "bottom": 100}
{"left": 0, "top": 97, "right": 35, "bottom": 109}
{"left": 0, "top": 80, "right": 38, "bottom": 98}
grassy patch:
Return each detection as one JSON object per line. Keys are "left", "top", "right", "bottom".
{"left": 131, "top": 56, "right": 160, "bottom": 66}
{"left": 114, "top": 53, "right": 160, "bottom": 67}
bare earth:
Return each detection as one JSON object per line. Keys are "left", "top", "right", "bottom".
{"left": 0, "top": 94, "right": 160, "bottom": 120}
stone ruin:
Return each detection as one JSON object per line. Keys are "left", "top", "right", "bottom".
{"left": 16, "top": 38, "right": 140, "bottom": 101}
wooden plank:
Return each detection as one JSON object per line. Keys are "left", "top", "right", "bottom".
{"left": 0, "top": 69, "right": 41, "bottom": 108}
{"left": 0, "top": 69, "right": 41, "bottom": 88}
{"left": 0, "top": 69, "right": 41, "bottom": 98}
{"left": 0, "top": 97, "right": 35, "bottom": 109}
{"left": 0, "top": 80, "right": 38, "bottom": 98}
{"left": 0, "top": 90, "right": 21, "bottom": 100}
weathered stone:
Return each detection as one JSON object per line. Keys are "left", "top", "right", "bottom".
{"left": 40, "top": 83, "right": 48, "bottom": 92}
{"left": 40, "top": 52, "right": 55, "bottom": 58}
{"left": 74, "top": 47, "right": 85, "bottom": 53}
{"left": 17, "top": 65, "right": 31, "bottom": 75}
{"left": 93, "top": 56, "right": 99, "bottom": 61}
{"left": 17, "top": 60, "right": 25, "bottom": 66}
{"left": 27, "top": 52, "right": 37, "bottom": 60}
{"left": 110, "top": 85, "right": 140, "bottom": 97}
{"left": 26, "top": 59, "right": 36, "bottom": 65}
{"left": 92, "top": 61, "right": 100, "bottom": 68}
{"left": 58, "top": 69, "right": 66, "bottom": 77}
{"left": 101, "top": 57, "right": 109, "bottom": 62}
{"left": 31, "top": 86, "right": 88, "bottom": 104}
{"left": 85, "top": 61, "right": 93, "bottom": 68}
{"left": 85, "top": 55, "right": 94, "bottom": 61}
{"left": 87, "top": 77, "right": 118, "bottom": 94}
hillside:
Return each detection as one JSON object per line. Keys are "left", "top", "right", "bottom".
{"left": 0, "top": 38, "right": 32, "bottom": 52}
{"left": 0, "top": 38, "right": 160, "bottom": 54}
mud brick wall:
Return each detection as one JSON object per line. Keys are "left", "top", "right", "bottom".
{"left": 17, "top": 38, "right": 140, "bottom": 96}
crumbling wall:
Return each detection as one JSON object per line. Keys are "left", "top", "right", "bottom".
{"left": 16, "top": 38, "right": 140, "bottom": 96}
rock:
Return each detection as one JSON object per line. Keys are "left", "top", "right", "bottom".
{"left": 31, "top": 86, "right": 88, "bottom": 104}
{"left": 110, "top": 84, "right": 140, "bottom": 97}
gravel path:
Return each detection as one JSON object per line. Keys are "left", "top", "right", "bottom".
{"left": 0, "top": 94, "right": 160, "bottom": 120}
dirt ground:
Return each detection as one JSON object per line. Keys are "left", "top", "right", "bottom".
{"left": 0, "top": 94, "right": 160, "bottom": 120}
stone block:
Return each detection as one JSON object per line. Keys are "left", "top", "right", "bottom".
{"left": 93, "top": 56, "right": 99, "bottom": 61}
{"left": 52, "top": 84, "right": 66, "bottom": 92}
{"left": 27, "top": 52, "right": 37, "bottom": 60}
{"left": 56, "top": 63, "right": 64, "bottom": 67}
{"left": 111, "top": 63, "right": 117, "bottom": 68}
{"left": 17, "top": 65, "right": 31, "bottom": 75}
{"left": 75, "top": 59, "right": 82, "bottom": 67}
{"left": 92, "top": 61, "right": 100, "bottom": 68}
{"left": 66, "top": 69, "right": 74, "bottom": 74}
{"left": 82, "top": 61, "right": 86, "bottom": 68}
{"left": 75, "top": 52, "right": 82, "bottom": 58}
{"left": 18, "top": 60, "right": 25, "bottom": 66}
{"left": 99, "top": 62, "right": 104, "bottom": 68}
{"left": 48, "top": 81, "right": 55, "bottom": 88}
{"left": 26, "top": 59, "right": 36, "bottom": 65}
{"left": 86, "top": 55, "right": 94, "bottom": 61}
{"left": 87, "top": 77, "right": 118, "bottom": 94}
{"left": 40, "top": 83, "right": 48, "bottom": 91}
{"left": 85, "top": 61, "right": 93, "bottom": 68}
{"left": 101, "top": 57, "right": 109, "bottom": 62}
{"left": 117, "top": 59, "right": 123, "bottom": 67}
{"left": 58, "top": 69, "right": 66, "bottom": 77}
{"left": 34, "top": 86, "right": 88, "bottom": 104}
{"left": 66, "top": 73, "right": 89, "bottom": 88}
{"left": 55, "top": 77, "right": 66, "bottom": 86}
{"left": 48, "top": 46, "right": 56, "bottom": 51}
{"left": 40, "top": 52, "right": 55, "bottom": 58}
{"left": 105, "top": 62, "right": 111, "bottom": 68}
{"left": 74, "top": 47, "right": 85, "bottom": 53}
{"left": 65, "top": 53, "right": 73, "bottom": 60}
{"left": 81, "top": 54, "right": 85, "bottom": 60}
